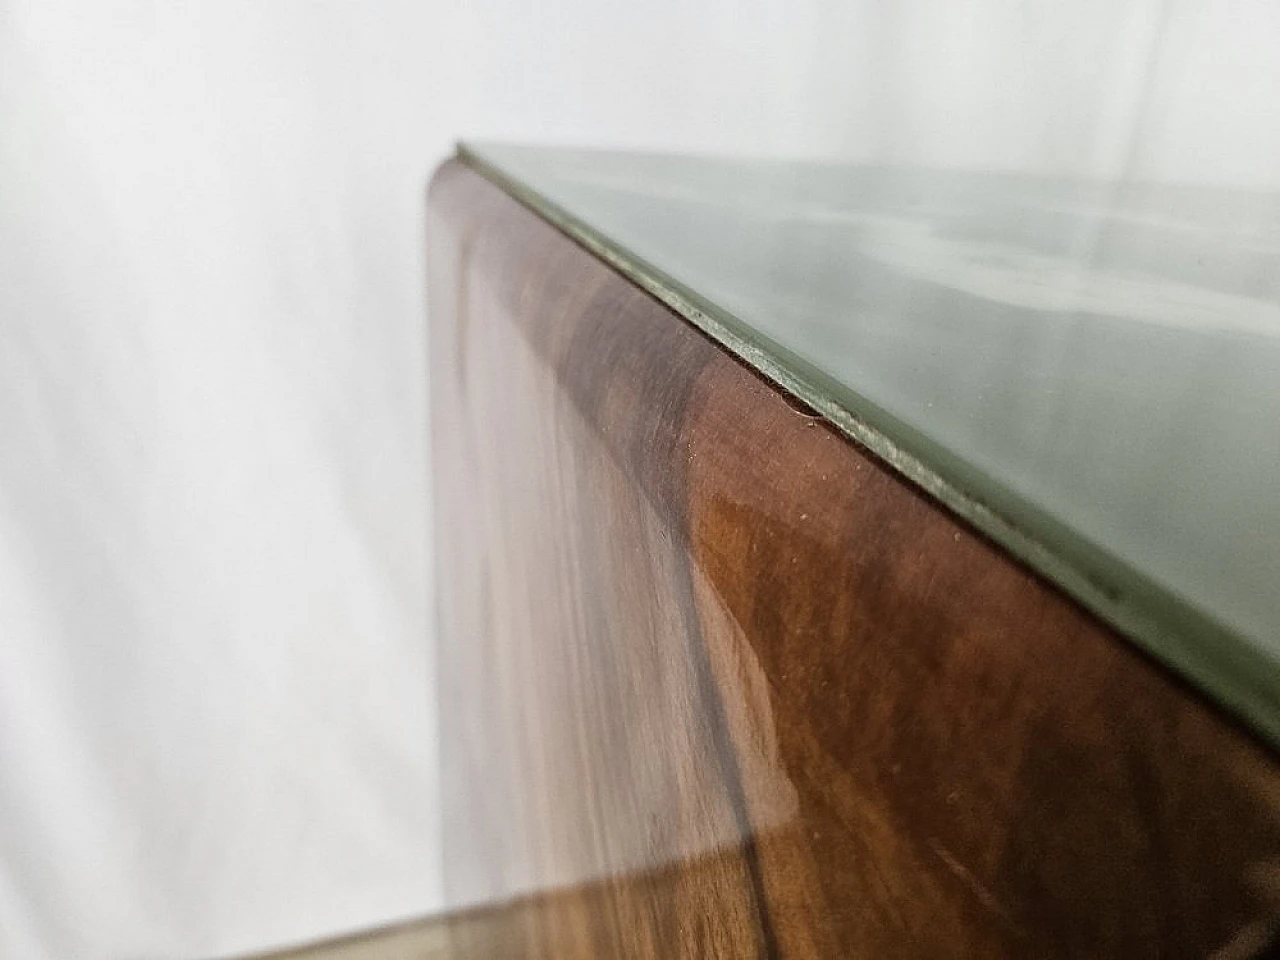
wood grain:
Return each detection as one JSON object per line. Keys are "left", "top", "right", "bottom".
{"left": 426, "top": 157, "right": 1280, "bottom": 958}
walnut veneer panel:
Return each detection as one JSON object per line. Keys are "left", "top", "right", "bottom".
{"left": 426, "top": 158, "right": 1280, "bottom": 959}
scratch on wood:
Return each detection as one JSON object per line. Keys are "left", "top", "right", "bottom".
{"left": 928, "top": 838, "right": 1021, "bottom": 933}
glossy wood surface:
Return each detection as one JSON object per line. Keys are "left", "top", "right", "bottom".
{"left": 427, "top": 158, "right": 1280, "bottom": 958}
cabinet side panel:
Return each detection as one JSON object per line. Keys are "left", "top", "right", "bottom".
{"left": 428, "top": 159, "right": 1280, "bottom": 959}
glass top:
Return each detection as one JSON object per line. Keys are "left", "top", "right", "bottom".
{"left": 461, "top": 142, "right": 1280, "bottom": 747}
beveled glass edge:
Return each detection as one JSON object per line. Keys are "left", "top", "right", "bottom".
{"left": 455, "top": 141, "right": 1280, "bottom": 751}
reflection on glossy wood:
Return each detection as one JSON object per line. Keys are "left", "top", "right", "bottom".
{"left": 428, "top": 158, "right": 1280, "bottom": 958}
{"left": 239, "top": 919, "right": 449, "bottom": 960}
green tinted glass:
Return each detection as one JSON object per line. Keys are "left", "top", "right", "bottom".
{"left": 463, "top": 142, "right": 1280, "bottom": 745}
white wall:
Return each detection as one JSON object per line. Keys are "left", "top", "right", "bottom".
{"left": 1, "top": 1, "right": 1277, "bottom": 958}
{"left": 0, "top": 4, "right": 456, "bottom": 958}
{"left": 458, "top": 0, "right": 1280, "bottom": 187}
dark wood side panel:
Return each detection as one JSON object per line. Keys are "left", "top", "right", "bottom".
{"left": 428, "top": 158, "right": 1280, "bottom": 959}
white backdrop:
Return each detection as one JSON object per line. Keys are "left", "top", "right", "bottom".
{"left": 2, "top": 1, "right": 1278, "bottom": 957}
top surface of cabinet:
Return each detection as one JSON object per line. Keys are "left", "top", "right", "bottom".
{"left": 462, "top": 142, "right": 1280, "bottom": 744}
